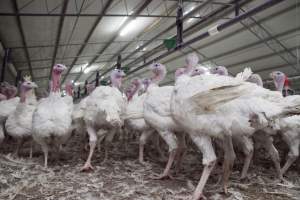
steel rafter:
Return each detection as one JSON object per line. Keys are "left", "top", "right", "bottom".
{"left": 239, "top": 7, "right": 300, "bottom": 74}
{"left": 227, "top": 45, "right": 300, "bottom": 70}
{"left": 8, "top": 39, "right": 166, "bottom": 50}
{"left": 12, "top": 0, "right": 34, "bottom": 80}
{"left": 122, "top": 0, "right": 251, "bottom": 82}
{"left": 66, "top": 0, "right": 153, "bottom": 84}
{"left": 158, "top": 26, "right": 299, "bottom": 80}
{"left": 49, "top": 0, "right": 69, "bottom": 80}
{"left": 95, "top": 0, "right": 252, "bottom": 83}
{"left": 166, "top": 0, "right": 235, "bottom": 5}
{"left": 59, "top": 0, "right": 114, "bottom": 84}
{"left": 0, "top": 13, "right": 208, "bottom": 18}
{"left": 76, "top": 0, "right": 177, "bottom": 80}
{"left": 90, "top": 0, "right": 216, "bottom": 81}
{"left": 115, "top": 0, "right": 286, "bottom": 84}
{"left": 139, "top": 4, "right": 298, "bottom": 81}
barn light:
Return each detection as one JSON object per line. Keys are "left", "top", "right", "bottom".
{"left": 184, "top": 6, "right": 195, "bottom": 15}
{"left": 120, "top": 19, "right": 138, "bottom": 36}
{"left": 84, "top": 67, "right": 90, "bottom": 74}
{"left": 82, "top": 63, "right": 89, "bottom": 74}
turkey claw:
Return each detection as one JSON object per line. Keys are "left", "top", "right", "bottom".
{"left": 190, "top": 194, "right": 207, "bottom": 200}
{"left": 151, "top": 173, "right": 174, "bottom": 180}
{"left": 80, "top": 163, "right": 94, "bottom": 172}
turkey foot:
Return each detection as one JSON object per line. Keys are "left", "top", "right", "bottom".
{"left": 190, "top": 194, "right": 207, "bottom": 200}
{"left": 81, "top": 162, "right": 94, "bottom": 172}
{"left": 151, "top": 172, "right": 174, "bottom": 180}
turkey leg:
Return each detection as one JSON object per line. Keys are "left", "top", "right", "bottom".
{"left": 190, "top": 134, "right": 216, "bottom": 200}
{"left": 139, "top": 129, "right": 154, "bottom": 164}
{"left": 222, "top": 135, "right": 236, "bottom": 194}
{"left": 152, "top": 130, "right": 178, "bottom": 179}
{"left": 81, "top": 126, "right": 97, "bottom": 171}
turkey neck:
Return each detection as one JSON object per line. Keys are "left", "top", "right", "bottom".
{"left": 128, "top": 82, "right": 142, "bottom": 101}
{"left": 274, "top": 76, "right": 285, "bottom": 94}
{"left": 151, "top": 70, "right": 165, "bottom": 85}
{"left": 184, "top": 64, "right": 194, "bottom": 75}
{"left": 20, "top": 87, "right": 33, "bottom": 103}
{"left": 111, "top": 77, "right": 123, "bottom": 89}
{"left": 66, "top": 85, "right": 73, "bottom": 97}
{"left": 51, "top": 71, "right": 61, "bottom": 93}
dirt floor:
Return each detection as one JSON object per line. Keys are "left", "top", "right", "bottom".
{"left": 0, "top": 133, "right": 299, "bottom": 200}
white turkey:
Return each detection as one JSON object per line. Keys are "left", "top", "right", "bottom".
{"left": 32, "top": 64, "right": 73, "bottom": 167}
{"left": 0, "top": 82, "right": 18, "bottom": 99}
{"left": 143, "top": 53, "right": 200, "bottom": 179}
{"left": 124, "top": 78, "right": 165, "bottom": 164}
{"left": 0, "top": 93, "right": 7, "bottom": 101}
{"left": 81, "top": 69, "right": 126, "bottom": 171}
{"left": 170, "top": 65, "right": 288, "bottom": 199}
{"left": 249, "top": 71, "right": 300, "bottom": 175}
{"left": 5, "top": 77, "right": 37, "bottom": 157}
{"left": 247, "top": 73, "right": 263, "bottom": 87}
{"left": 0, "top": 83, "right": 20, "bottom": 145}
{"left": 271, "top": 71, "right": 294, "bottom": 96}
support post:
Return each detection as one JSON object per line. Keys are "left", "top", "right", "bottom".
{"left": 235, "top": 0, "right": 240, "bottom": 16}
{"left": 1, "top": 48, "right": 10, "bottom": 82}
{"left": 84, "top": 80, "right": 88, "bottom": 95}
{"left": 95, "top": 71, "right": 100, "bottom": 87}
{"left": 176, "top": 2, "right": 183, "bottom": 48}
{"left": 15, "top": 70, "right": 21, "bottom": 86}
{"left": 77, "top": 86, "right": 81, "bottom": 98}
{"left": 116, "top": 54, "right": 121, "bottom": 69}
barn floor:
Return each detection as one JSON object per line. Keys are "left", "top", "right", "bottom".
{"left": 0, "top": 133, "right": 299, "bottom": 200}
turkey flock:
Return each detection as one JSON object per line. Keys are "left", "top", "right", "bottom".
{"left": 0, "top": 53, "right": 300, "bottom": 200}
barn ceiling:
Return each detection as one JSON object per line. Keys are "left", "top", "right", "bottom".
{"left": 0, "top": 0, "right": 299, "bottom": 94}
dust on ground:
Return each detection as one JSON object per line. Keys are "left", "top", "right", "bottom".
{"left": 0, "top": 133, "right": 299, "bottom": 200}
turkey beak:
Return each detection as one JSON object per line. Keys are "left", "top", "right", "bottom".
{"left": 121, "top": 71, "right": 126, "bottom": 77}
{"left": 32, "top": 83, "right": 38, "bottom": 88}
{"left": 62, "top": 65, "right": 67, "bottom": 71}
{"left": 270, "top": 72, "right": 274, "bottom": 79}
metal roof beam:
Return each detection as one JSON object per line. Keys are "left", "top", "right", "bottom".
{"left": 254, "top": 62, "right": 298, "bottom": 74}
{"left": 12, "top": 0, "right": 34, "bottom": 80}
{"left": 136, "top": 4, "right": 298, "bottom": 80}
{"left": 94, "top": 0, "right": 251, "bottom": 82}
{"left": 86, "top": 0, "right": 218, "bottom": 82}
{"left": 227, "top": 45, "right": 300, "bottom": 70}
{"left": 239, "top": 7, "right": 300, "bottom": 74}
{"left": 159, "top": 26, "right": 299, "bottom": 78}
{"left": 66, "top": 0, "right": 153, "bottom": 83}
{"left": 166, "top": 0, "right": 235, "bottom": 5}
{"left": 0, "top": 13, "right": 212, "bottom": 18}
{"left": 117, "top": 0, "right": 286, "bottom": 82}
{"left": 59, "top": 0, "right": 113, "bottom": 84}
{"left": 8, "top": 39, "right": 166, "bottom": 49}
{"left": 49, "top": 0, "right": 69, "bottom": 80}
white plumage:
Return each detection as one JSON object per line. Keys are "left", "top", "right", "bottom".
{"left": 81, "top": 69, "right": 126, "bottom": 171}
{"left": 5, "top": 79, "right": 37, "bottom": 156}
{"left": 0, "top": 96, "right": 19, "bottom": 145}
{"left": 32, "top": 64, "right": 72, "bottom": 167}
{"left": 143, "top": 54, "right": 200, "bottom": 179}
{"left": 124, "top": 79, "right": 158, "bottom": 164}
{"left": 170, "top": 66, "right": 290, "bottom": 199}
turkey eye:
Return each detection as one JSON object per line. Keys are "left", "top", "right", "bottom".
{"left": 118, "top": 70, "right": 120, "bottom": 73}
{"left": 277, "top": 72, "right": 280, "bottom": 75}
